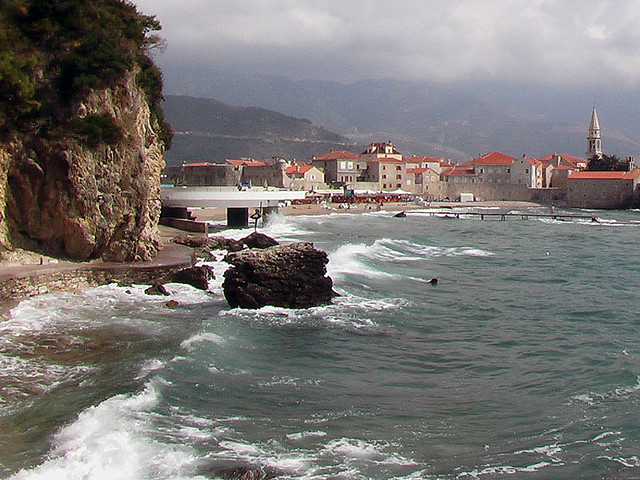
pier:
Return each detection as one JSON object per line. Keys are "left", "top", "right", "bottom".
{"left": 422, "top": 210, "right": 598, "bottom": 222}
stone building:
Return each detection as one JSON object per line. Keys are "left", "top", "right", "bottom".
{"left": 567, "top": 170, "right": 640, "bottom": 209}
{"left": 310, "top": 150, "right": 368, "bottom": 185}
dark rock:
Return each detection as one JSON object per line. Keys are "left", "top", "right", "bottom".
{"left": 211, "top": 466, "right": 280, "bottom": 480}
{"left": 207, "top": 236, "right": 244, "bottom": 252}
{"left": 240, "top": 232, "right": 279, "bottom": 249}
{"left": 193, "top": 247, "right": 218, "bottom": 262}
{"left": 223, "top": 242, "right": 333, "bottom": 309}
{"left": 145, "top": 282, "right": 170, "bottom": 296}
{"left": 429, "top": 277, "right": 438, "bottom": 285}
{"left": 165, "top": 299, "right": 180, "bottom": 309}
{"left": 168, "top": 265, "right": 214, "bottom": 290}
{"left": 172, "top": 234, "right": 209, "bottom": 248}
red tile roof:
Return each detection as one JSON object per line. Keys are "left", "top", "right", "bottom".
{"left": 538, "top": 153, "right": 585, "bottom": 168}
{"left": 226, "top": 159, "right": 267, "bottom": 167}
{"left": 407, "top": 167, "right": 428, "bottom": 174}
{"left": 314, "top": 150, "right": 361, "bottom": 161}
{"left": 569, "top": 170, "right": 640, "bottom": 180}
{"left": 286, "top": 163, "right": 314, "bottom": 175}
{"left": 475, "top": 152, "right": 516, "bottom": 165}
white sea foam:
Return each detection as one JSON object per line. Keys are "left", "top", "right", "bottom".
{"left": 286, "top": 431, "right": 327, "bottom": 441}
{"left": 458, "top": 461, "right": 551, "bottom": 478}
{"left": 599, "top": 455, "right": 640, "bottom": 468}
{"left": 213, "top": 440, "right": 311, "bottom": 473}
{"left": 180, "top": 332, "right": 226, "bottom": 352}
{"left": 8, "top": 379, "right": 198, "bottom": 480}
{"left": 214, "top": 214, "right": 310, "bottom": 242}
{"left": 322, "top": 438, "right": 417, "bottom": 467}
{"left": 219, "top": 293, "right": 402, "bottom": 333}
{"left": 327, "top": 239, "right": 494, "bottom": 281}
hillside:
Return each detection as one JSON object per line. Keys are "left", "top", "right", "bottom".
{"left": 160, "top": 67, "right": 640, "bottom": 162}
{"left": 162, "top": 95, "right": 355, "bottom": 165}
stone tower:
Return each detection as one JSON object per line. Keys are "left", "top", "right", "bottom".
{"left": 587, "top": 105, "right": 602, "bottom": 161}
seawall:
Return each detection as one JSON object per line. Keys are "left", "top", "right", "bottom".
{"left": 0, "top": 226, "right": 195, "bottom": 315}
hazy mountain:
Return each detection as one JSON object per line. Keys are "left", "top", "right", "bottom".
{"left": 161, "top": 66, "right": 640, "bottom": 163}
{"left": 162, "top": 95, "right": 355, "bottom": 165}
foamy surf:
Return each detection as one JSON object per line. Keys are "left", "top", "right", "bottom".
{"left": 8, "top": 379, "right": 198, "bottom": 480}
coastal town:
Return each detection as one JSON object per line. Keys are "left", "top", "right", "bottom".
{"left": 164, "top": 106, "right": 640, "bottom": 210}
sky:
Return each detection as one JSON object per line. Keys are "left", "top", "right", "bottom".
{"left": 131, "top": 0, "right": 640, "bottom": 89}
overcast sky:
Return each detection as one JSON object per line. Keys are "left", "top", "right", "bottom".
{"left": 132, "top": 0, "right": 640, "bottom": 89}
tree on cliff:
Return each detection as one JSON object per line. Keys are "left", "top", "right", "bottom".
{"left": 0, "top": 0, "right": 172, "bottom": 148}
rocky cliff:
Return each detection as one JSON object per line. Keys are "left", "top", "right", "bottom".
{"left": 0, "top": 0, "right": 172, "bottom": 262}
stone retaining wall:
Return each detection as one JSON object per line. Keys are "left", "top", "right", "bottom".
{"left": 0, "top": 262, "right": 192, "bottom": 307}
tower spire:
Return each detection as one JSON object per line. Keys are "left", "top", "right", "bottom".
{"left": 587, "top": 105, "right": 602, "bottom": 161}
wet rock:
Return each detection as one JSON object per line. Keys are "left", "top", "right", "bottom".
{"left": 240, "top": 232, "right": 279, "bottom": 249}
{"left": 168, "top": 265, "right": 214, "bottom": 290}
{"left": 171, "top": 234, "right": 209, "bottom": 248}
{"left": 144, "top": 282, "right": 170, "bottom": 296}
{"left": 223, "top": 242, "right": 333, "bottom": 309}
{"left": 165, "top": 299, "right": 180, "bottom": 309}
{"left": 207, "top": 236, "right": 244, "bottom": 252}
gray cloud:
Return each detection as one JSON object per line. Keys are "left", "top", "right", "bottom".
{"left": 133, "top": 0, "right": 640, "bottom": 87}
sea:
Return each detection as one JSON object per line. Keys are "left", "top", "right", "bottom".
{"left": 1, "top": 205, "right": 640, "bottom": 480}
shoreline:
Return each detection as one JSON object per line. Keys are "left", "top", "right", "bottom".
{"left": 191, "top": 200, "right": 544, "bottom": 222}
{"left": 0, "top": 200, "right": 542, "bottom": 316}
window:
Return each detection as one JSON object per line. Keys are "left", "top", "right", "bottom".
{"left": 311, "top": 174, "right": 316, "bottom": 180}
{"left": 396, "top": 174, "right": 402, "bottom": 180}
{"left": 347, "top": 162, "right": 354, "bottom": 170}
{"left": 382, "top": 174, "right": 387, "bottom": 179}
{"left": 507, "top": 168, "right": 511, "bottom": 173}
{"left": 397, "top": 183, "right": 401, "bottom": 188}
{"left": 383, "top": 165, "right": 387, "bottom": 170}
{"left": 396, "top": 166, "right": 402, "bottom": 171}
{"left": 340, "top": 161, "right": 347, "bottom": 170}
{"left": 525, "top": 169, "right": 529, "bottom": 174}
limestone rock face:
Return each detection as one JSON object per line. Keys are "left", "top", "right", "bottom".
{"left": 1, "top": 70, "right": 164, "bottom": 261}
{"left": 222, "top": 242, "right": 333, "bottom": 309}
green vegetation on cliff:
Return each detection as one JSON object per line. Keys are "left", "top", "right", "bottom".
{"left": 0, "top": 0, "right": 172, "bottom": 148}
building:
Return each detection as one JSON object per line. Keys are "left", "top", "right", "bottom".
{"left": 310, "top": 150, "right": 367, "bottom": 185}
{"left": 163, "top": 162, "right": 240, "bottom": 186}
{"left": 368, "top": 157, "right": 412, "bottom": 191}
{"left": 441, "top": 152, "right": 542, "bottom": 200}
{"left": 361, "top": 141, "right": 403, "bottom": 161}
{"left": 586, "top": 105, "right": 603, "bottom": 162}
{"left": 537, "top": 154, "right": 585, "bottom": 187}
{"left": 567, "top": 170, "right": 640, "bottom": 208}
{"left": 285, "top": 162, "right": 325, "bottom": 191}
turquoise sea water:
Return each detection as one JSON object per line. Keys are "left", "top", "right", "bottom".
{"left": 1, "top": 206, "right": 640, "bottom": 479}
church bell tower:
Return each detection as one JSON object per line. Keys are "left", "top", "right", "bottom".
{"left": 586, "top": 105, "right": 602, "bottom": 161}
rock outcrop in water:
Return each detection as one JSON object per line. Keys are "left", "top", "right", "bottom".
{"left": 0, "top": 1, "right": 172, "bottom": 262}
{"left": 222, "top": 242, "right": 333, "bottom": 309}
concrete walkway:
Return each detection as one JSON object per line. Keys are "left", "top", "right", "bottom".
{"left": 0, "top": 226, "right": 195, "bottom": 281}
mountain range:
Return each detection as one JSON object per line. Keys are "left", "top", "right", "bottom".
{"left": 161, "top": 66, "right": 640, "bottom": 165}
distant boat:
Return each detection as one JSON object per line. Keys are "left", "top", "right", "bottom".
{"left": 394, "top": 211, "right": 406, "bottom": 218}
